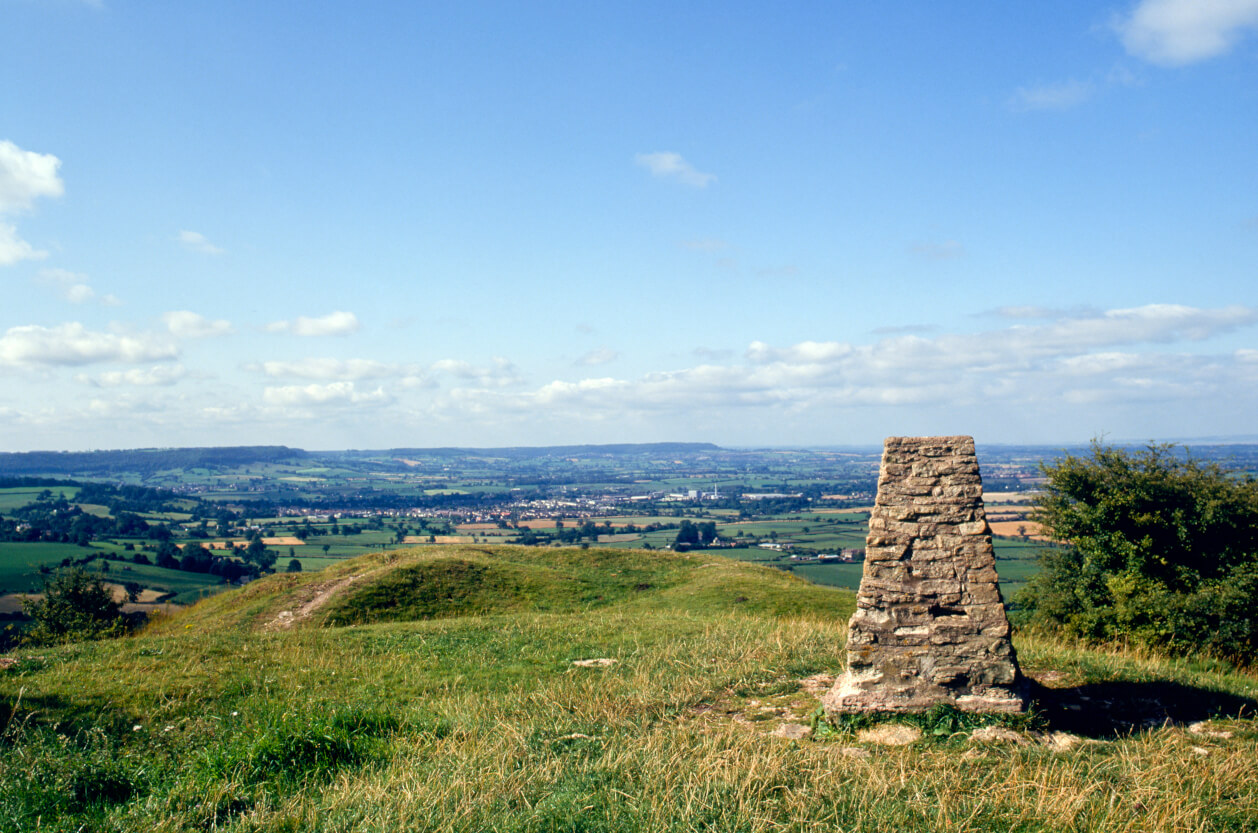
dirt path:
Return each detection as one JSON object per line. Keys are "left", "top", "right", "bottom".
{"left": 262, "top": 571, "right": 380, "bottom": 631}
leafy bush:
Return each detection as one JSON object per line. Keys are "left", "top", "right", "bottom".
{"left": 21, "top": 567, "right": 126, "bottom": 645}
{"left": 1019, "top": 442, "right": 1258, "bottom": 664}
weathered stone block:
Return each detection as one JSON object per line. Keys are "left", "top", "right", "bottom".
{"left": 823, "top": 436, "right": 1027, "bottom": 714}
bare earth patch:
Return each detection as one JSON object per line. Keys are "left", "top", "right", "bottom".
{"left": 262, "top": 572, "right": 378, "bottom": 631}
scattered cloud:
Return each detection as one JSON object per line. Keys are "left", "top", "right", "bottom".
{"left": 436, "top": 304, "right": 1258, "bottom": 423}
{"left": 577, "top": 348, "right": 618, "bottom": 366}
{"left": 263, "top": 381, "right": 390, "bottom": 408}
{"left": 1116, "top": 0, "right": 1258, "bottom": 65}
{"left": 634, "top": 152, "right": 716, "bottom": 188}
{"left": 5, "top": 304, "right": 1256, "bottom": 444}
{"left": 266, "top": 311, "right": 360, "bottom": 337}
{"left": 1009, "top": 79, "right": 1095, "bottom": 111}
{"left": 255, "top": 358, "right": 411, "bottom": 380}
{"left": 76, "top": 365, "right": 189, "bottom": 387}
{"left": 0, "top": 322, "right": 177, "bottom": 368}
{"left": 909, "top": 240, "right": 966, "bottom": 260}
{"left": 177, "top": 230, "right": 225, "bottom": 255}
{"left": 0, "top": 140, "right": 63, "bottom": 266}
{"left": 162, "top": 310, "right": 233, "bottom": 339}
{"left": 37, "top": 268, "right": 120, "bottom": 306}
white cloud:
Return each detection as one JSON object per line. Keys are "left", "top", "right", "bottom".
{"left": 0, "top": 140, "right": 63, "bottom": 213}
{"left": 577, "top": 348, "right": 618, "bottom": 366}
{"left": 76, "top": 365, "right": 189, "bottom": 387}
{"left": 1009, "top": 80, "right": 1095, "bottom": 112}
{"left": 0, "top": 140, "right": 63, "bottom": 267}
{"left": 0, "top": 222, "right": 48, "bottom": 266}
{"left": 0, "top": 323, "right": 177, "bottom": 368}
{"left": 263, "top": 381, "right": 389, "bottom": 408}
{"left": 267, "top": 311, "right": 360, "bottom": 337}
{"left": 37, "top": 268, "right": 121, "bottom": 306}
{"left": 256, "top": 358, "right": 409, "bottom": 380}
{"left": 634, "top": 152, "right": 716, "bottom": 187}
{"left": 177, "top": 230, "right": 225, "bottom": 256}
{"left": 162, "top": 310, "right": 233, "bottom": 339}
{"left": 1116, "top": 0, "right": 1258, "bottom": 65}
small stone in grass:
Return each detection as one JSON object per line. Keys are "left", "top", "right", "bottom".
{"left": 856, "top": 724, "right": 921, "bottom": 746}
{"left": 773, "top": 723, "right": 811, "bottom": 740}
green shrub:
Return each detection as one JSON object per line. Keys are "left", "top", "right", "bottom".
{"left": 1019, "top": 442, "right": 1258, "bottom": 664}
{"left": 22, "top": 567, "right": 127, "bottom": 646}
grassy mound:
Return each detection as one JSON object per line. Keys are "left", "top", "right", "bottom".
{"left": 148, "top": 544, "right": 850, "bottom": 633}
{"left": 3, "top": 545, "right": 1257, "bottom": 832}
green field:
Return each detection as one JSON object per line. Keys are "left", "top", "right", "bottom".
{"left": 0, "top": 485, "right": 81, "bottom": 511}
{"left": 0, "top": 542, "right": 102, "bottom": 594}
{"left": 88, "top": 561, "right": 228, "bottom": 605}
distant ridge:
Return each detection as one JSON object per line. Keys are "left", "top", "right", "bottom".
{"left": 0, "top": 446, "right": 308, "bottom": 475}
{"left": 0, "top": 442, "right": 724, "bottom": 476}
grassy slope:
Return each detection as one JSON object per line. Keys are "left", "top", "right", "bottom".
{"left": 2, "top": 545, "right": 1256, "bottom": 833}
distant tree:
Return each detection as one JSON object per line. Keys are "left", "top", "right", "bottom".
{"left": 122, "top": 581, "right": 142, "bottom": 603}
{"left": 245, "top": 537, "right": 276, "bottom": 572}
{"left": 674, "top": 521, "right": 700, "bottom": 548}
{"left": 322, "top": 544, "right": 331, "bottom": 555}
{"left": 286, "top": 558, "right": 303, "bottom": 573}
{"left": 154, "top": 541, "right": 180, "bottom": 569}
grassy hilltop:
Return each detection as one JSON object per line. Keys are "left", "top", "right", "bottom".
{"left": 2, "top": 545, "right": 1258, "bottom": 832}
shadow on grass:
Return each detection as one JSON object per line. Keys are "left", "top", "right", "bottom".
{"left": 1027, "top": 677, "right": 1258, "bottom": 738}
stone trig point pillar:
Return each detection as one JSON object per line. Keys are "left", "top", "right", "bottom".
{"left": 823, "top": 436, "right": 1026, "bottom": 714}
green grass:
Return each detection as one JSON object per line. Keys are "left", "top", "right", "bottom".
{"left": 2, "top": 545, "right": 1256, "bottom": 832}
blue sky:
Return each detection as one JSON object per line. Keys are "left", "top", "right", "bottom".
{"left": 2, "top": 0, "right": 1256, "bottom": 450}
